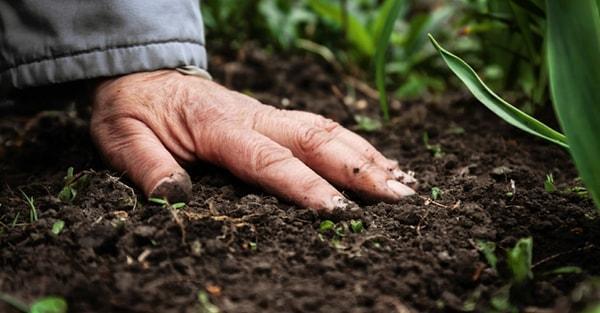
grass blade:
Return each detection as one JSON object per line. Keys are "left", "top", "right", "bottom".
{"left": 374, "top": 0, "right": 405, "bottom": 120}
{"left": 428, "top": 34, "right": 568, "bottom": 149}
{"left": 546, "top": 0, "right": 600, "bottom": 208}
{"left": 307, "top": 0, "right": 374, "bottom": 56}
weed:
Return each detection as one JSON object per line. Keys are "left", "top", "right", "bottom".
{"left": 58, "top": 167, "right": 89, "bottom": 203}
{"left": 197, "top": 291, "right": 220, "bottom": 313}
{"left": 544, "top": 173, "right": 556, "bottom": 193}
{"left": 51, "top": 220, "right": 65, "bottom": 236}
{"left": 423, "top": 132, "right": 443, "bottom": 158}
{"left": 0, "top": 293, "right": 67, "bottom": 313}
{"left": 350, "top": 220, "right": 363, "bottom": 233}
{"left": 20, "top": 190, "right": 37, "bottom": 223}
{"left": 148, "top": 197, "right": 186, "bottom": 210}
{"left": 431, "top": 187, "right": 442, "bottom": 201}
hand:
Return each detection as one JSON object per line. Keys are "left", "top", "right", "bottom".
{"left": 90, "top": 70, "right": 416, "bottom": 212}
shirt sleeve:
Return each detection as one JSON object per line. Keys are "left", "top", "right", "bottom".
{"left": 0, "top": 0, "right": 208, "bottom": 95}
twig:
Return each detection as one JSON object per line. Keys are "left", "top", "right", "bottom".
{"left": 532, "top": 244, "right": 596, "bottom": 269}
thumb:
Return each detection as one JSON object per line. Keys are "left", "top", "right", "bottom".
{"left": 91, "top": 117, "right": 192, "bottom": 203}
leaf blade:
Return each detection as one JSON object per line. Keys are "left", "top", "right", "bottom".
{"left": 428, "top": 34, "right": 568, "bottom": 149}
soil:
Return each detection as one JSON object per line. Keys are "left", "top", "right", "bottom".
{"left": 2, "top": 46, "right": 600, "bottom": 313}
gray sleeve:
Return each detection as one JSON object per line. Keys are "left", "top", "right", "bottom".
{"left": 0, "top": 0, "right": 207, "bottom": 94}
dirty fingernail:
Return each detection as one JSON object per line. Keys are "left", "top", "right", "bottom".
{"left": 393, "top": 169, "right": 417, "bottom": 185}
{"left": 150, "top": 171, "right": 192, "bottom": 203}
{"left": 386, "top": 180, "right": 416, "bottom": 197}
{"left": 330, "top": 195, "right": 350, "bottom": 209}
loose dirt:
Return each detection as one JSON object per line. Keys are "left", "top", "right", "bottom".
{"left": 1, "top": 48, "right": 599, "bottom": 313}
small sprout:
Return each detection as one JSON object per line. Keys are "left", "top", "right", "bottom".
{"left": 51, "top": 220, "right": 65, "bottom": 235}
{"left": 423, "top": 132, "right": 444, "bottom": 158}
{"left": 447, "top": 126, "right": 465, "bottom": 135}
{"left": 171, "top": 202, "right": 186, "bottom": 210}
{"left": 476, "top": 240, "right": 498, "bottom": 271}
{"left": 148, "top": 197, "right": 169, "bottom": 206}
{"left": 11, "top": 212, "right": 20, "bottom": 227}
{"left": 507, "top": 237, "right": 533, "bottom": 285}
{"left": 319, "top": 220, "right": 335, "bottom": 233}
{"left": 544, "top": 173, "right": 556, "bottom": 193}
{"left": 544, "top": 266, "right": 582, "bottom": 276}
{"left": 30, "top": 297, "right": 68, "bottom": 313}
{"left": 58, "top": 167, "right": 89, "bottom": 203}
{"left": 354, "top": 115, "right": 382, "bottom": 132}
{"left": 249, "top": 242, "right": 257, "bottom": 251}
{"left": 570, "top": 186, "right": 589, "bottom": 198}
{"left": 350, "top": 220, "right": 364, "bottom": 233}
{"left": 197, "top": 291, "right": 220, "bottom": 313}
{"left": 431, "top": 187, "right": 442, "bottom": 200}
{"left": 20, "top": 190, "right": 37, "bottom": 223}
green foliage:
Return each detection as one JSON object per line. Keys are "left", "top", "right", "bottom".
{"left": 374, "top": 0, "right": 405, "bottom": 120}
{"left": 428, "top": 35, "right": 568, "bottom": 149}
{"left": 58, "top": 167, "right": 89, "bottom": 203}
{"left": 507, "top": 237, "right": 533, "bottom": 285}
{"left": 0, "top": 293, "right": 66, "bottom": 313}
{"left": 350, "top": 219, "right": 364, "bottom": 233}
{"left": 476, "top": 240, "right": 498, "bottom": 271}
{"left": 51, "top": 220, "right": 65, "bottom": 236}
{"left": 30, "top": 297, "right": 67, "bottom": 313}
{"left": 546, "top": 0, "right": 600, "bottom": 210}
{"left": 319, "top": 220, "right": 335, "bottom": 233}
{"left": 423, "top": 132, "right": 443, "bottom": 158}
{"left": 544, "top": 173, "right": 555, "bottom": 193}
{"left": 430, "top": 187, "right": 442, "bottom": 200}
{"left": 431, "top": 0, "right": 600, "bottom": 210}
{"left": 148, "top": 197, "right": 185, "bottom": 210}
{"left": 20, "top": 190, "right": 37, "bottom": 223}
{"left": 197, "top": 291, "right": 220, "bottom": 313}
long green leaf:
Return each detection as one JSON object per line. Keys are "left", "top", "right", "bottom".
{"left": 428, "top": 34, "right": 568, "bottom": 148}
{"left": 307, "top": 0, "right": 374, "bottom": 56}
{"left": 547, "top": 0, "right": 600, "bottom": 208}
{"left": 374, "top": 0, "right": 404, "bottom": 120}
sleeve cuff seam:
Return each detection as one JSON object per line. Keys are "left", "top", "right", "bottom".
{"left": 0, "top": 39, "right": 205, "bottom": 73}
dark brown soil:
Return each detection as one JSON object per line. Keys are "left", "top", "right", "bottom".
{"left": 2, "top": 47, "right": 600, "bottom": 313}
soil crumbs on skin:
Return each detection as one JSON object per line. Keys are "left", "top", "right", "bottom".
{"left": 2, "top": 49, "right": 600, "bottom": 313}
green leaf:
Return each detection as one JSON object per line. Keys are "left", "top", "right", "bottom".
{"left": 428, "top": 34, "right": 568, "bottom": 149}
{"left": 350, "top": 220, "right": 364, "bottom": 233}
{"left": 307, "top": 0, "right": 374, "bottom": 56}
{"left": 507, "top": 237, "right": 533, "bottom": 284}
{"left": 545, "top": 266, "right": 582, "bottom": 275}
{"left": 431, "top": 187, "right": 442, "bottom": 201}
{"left": 171, "top": 202, "right": 186, "bottom": 210}
{"left": 30, "top": 297, "right": 67, "bottom": 313}
{"left": 51, "top": 220, "right": 65, "bottom": 236}
{"left": 374, "top": 0, "right": 404, "bottom": 120}
{"left": 148, "top": 197, "right": 168, "bottom": 205}
{"left": 476, "top": 240, "right": 498, "bottom": 271}
{"left": 319, "top": 220, "right": 335, "bottom": 233}
{"left": 546, "top": 0, "right": 600, "bottom": 209}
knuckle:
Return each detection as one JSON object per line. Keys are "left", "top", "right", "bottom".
{"left": 295, "top": 126, "right": 333, "bottom": 154}
{"left": 251, "top": 140, "right": 294, "bottom": 173}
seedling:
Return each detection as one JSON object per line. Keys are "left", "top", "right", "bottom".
{"left": 354, "top": 115, "right": 382, "bottom": 132}
{"left": 20, "top": 190, "right": 37, "bottom": 223}
{"left": 544, "top": 174, "right": 556, "bottom": 193}
{"left": 197, "top": 291, "right": 220, "bottom": 313}
{"left": 431, "top": 187, "right": 442, "bottom": 201}
{"left": 51, "top": 220, "right": 65, "bottom": 235}
{"left": 58, "top": 167, "right": 89, "bottom": 203}
{"left": 148, "top": 197, "right": 186, "bottom": 210}
{"left": 318, "top": 220, "right": 344, "bottom": 237}
{"left": 350, "top": 220, "right": 364, "bottom": 233}
{"left": 476, "top": 240, "right": 497, "bottom": 271}
{"left": 0, "top": 293, "right": 67, "bottom": 313}
{"left": 423, "top": 132, "right": 443, "bottom": 158}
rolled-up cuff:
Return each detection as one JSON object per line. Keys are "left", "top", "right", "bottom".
{"left": 0, "top": 41, "right": 207, "bottom": 94}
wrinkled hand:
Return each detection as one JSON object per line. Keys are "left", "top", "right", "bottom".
{"left": 90, "top": 70, "right": 416, "bottom": 211}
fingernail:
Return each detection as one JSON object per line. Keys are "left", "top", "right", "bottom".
{"left": 386, "top": 180, "right": 416, "bottom": 197}
{"left": 393, "top": 169, "right": 417, "bottom": 184}
{"left": 150, "top": 171, "right": 192, "bottom": 203}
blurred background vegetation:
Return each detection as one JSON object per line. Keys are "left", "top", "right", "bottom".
{"left": 201, "top": 0, "right": 547, "bottom": 113}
